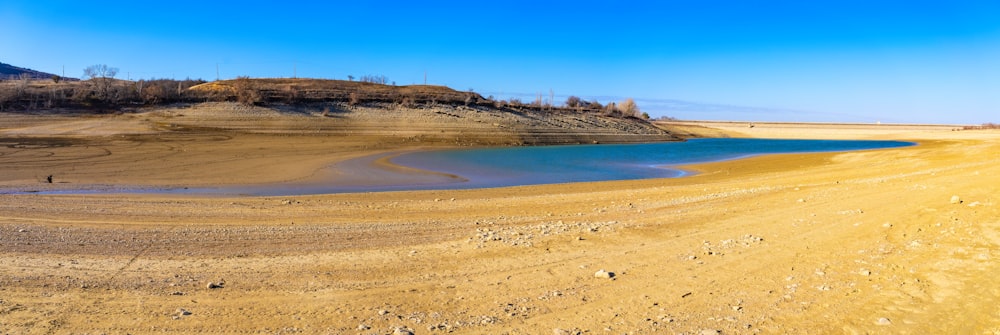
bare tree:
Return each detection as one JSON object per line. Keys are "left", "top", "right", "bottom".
{"left": 83, "top": 64, "right": 118, "bottom": 79}
{"left": 82, "top": 64, "right": 119, "bottom": 102}
{"left": 359, "top": 74, "right": 388, "bottom": 85}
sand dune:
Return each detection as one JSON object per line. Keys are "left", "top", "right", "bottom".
{"left": 1, "top": 109, "right": 999, "bottom": 334}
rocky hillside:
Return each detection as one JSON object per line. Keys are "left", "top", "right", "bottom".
{"left": 145, "top": 101, "right": 679, "bottom": 146}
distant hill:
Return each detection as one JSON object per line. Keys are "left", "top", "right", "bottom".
{"left": 0, "top": 62, "right": 75, "bottom": 80}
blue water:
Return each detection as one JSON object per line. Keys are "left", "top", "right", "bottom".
{"left": 390, "top": 138, "right": 914, "bottom": 190}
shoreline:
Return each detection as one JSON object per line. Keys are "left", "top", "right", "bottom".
{"left": 2, "top": 138, "right": 914, "bottom": 196}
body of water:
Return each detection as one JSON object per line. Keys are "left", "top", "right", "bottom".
{"left": 388, "top": 138, "right": 914, "bottom": 191}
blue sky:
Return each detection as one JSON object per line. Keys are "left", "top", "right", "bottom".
{"left": 3, "top": 1, "right": 999, "bottom": 124}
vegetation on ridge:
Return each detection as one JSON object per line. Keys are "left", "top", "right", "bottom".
{"left": 0, "top": 64, "right": 649, "bottom": 121}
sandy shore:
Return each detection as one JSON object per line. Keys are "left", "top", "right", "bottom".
{"left": 2, "top": 111, "right": 1000, "bottom": 334}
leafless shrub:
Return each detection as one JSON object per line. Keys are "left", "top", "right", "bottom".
{"left": 565, "top": 95, "right": 582, "bottom": 108}
{"left": 603, "top": 102, "right": 617, "bottom": 116}
{"left": 0, "top": 85, "right": 15, "bottom": 111}
{"left": 233, "top": 76, "right": 261, "bottom": 106}
{"left": 581, "top": 100, "right": 603, "bottom": 113}
{"left": 532, "top": 93, "right": 543, "bottom": 108}
{"left": 348, "top": 92, "right": 360, "bottom": 106}
{"left": 619, "top": 98, "right": 640, "bottom": 118}
{"left": 284, "top": 84, "right": 299, "bottom": 103}
{"left": 400, "top": 95, "right": 416, "bottom": 108}
{"left": 962, "top": 122, "right": 1000, "bottom": 130}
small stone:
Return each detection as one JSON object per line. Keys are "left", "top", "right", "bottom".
{"left": 876, "top": 317, "right": 892, "bottom": 325}
{"left": 176, "top": 308, "right": 191, "bottom": 316}
{"left": 206, "top": 282, "right": 223, "bottom": 289}
{"left": 860, "top": 269, "right": 871, "bottom": 276}
{"left": 594, "top": 269, "right": 614, "bottom": 279}
{"left": 950, "top": 195, "right": 962, "bottom": 204}
{"left": 17, "top": 229, "right": 27, "bottom": 233}
{"left": 797, "top": 198, "right": 805, "bottom": 203}
{"left": 357, "top": 324, "right": 370, "bottom": 330}
{"left": 701, "top": 329, "right": 721, "bottom": 335}
{"left": 378, "top": 309, "right": 390, "bottom": 316}
{"left": 393, "top": 327, "right": 415, "bottom": 335}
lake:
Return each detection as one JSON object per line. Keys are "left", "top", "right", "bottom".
{"left": 17, "top": 138, "right": 914, "bottom": 196}
{"left": 388, "top": 138, "right": 914, "bottom": 191}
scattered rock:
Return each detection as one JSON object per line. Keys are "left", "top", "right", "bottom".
{"left": 797, "top": 198, "right": 806, "bottom": 203}
{"left": 378, "top": 309, "right": 391, "bottom": 316}
{"left": 859, "top": 269, "right": 871, "bottom": 276}
{"left": 170, "top": 291, "right": 185, "bottom": 296}
{"left": 701, "top": 329, "right": 721, "bottom": 335}
{"left": 17, "top": 229, "right": 27, "bottom": 233}
{"left": 357, "top": 324, "right": 370, "bottom": 330}
{"left": 876, "top": 317, "right": 892, "bottom": 325}
{"left": 176, "top": 308, "right": 192, "bottom": 316}
{"left": 594, "top": 269, "right": 614, "bottom": 279}
{"left": 950, "top": 195, "right": 962, "bottom": 204}
{"left": 206, "top": 282, "right": 223, "bottom": 289}
{"left": 393, "top": 326, "right": 415, "bottom": 335}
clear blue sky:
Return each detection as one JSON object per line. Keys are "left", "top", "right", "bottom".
{"left": 3, "top": 0, "right": 999, "bottom": 124}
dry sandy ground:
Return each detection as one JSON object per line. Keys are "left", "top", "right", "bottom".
{"left": 2, "top": 111, "right": 1000, "bottom": 334}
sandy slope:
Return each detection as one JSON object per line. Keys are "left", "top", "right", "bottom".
{"left": 1, "top": 111, "right": 999, "bottom": 334}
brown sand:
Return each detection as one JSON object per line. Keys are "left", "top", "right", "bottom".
{"left": 2, "top": 111, "right": 1000, "bottom": 334}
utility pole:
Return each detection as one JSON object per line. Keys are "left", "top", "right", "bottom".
{"left": 293, "top": 62, "right": 297, "bottom": 79}
{"left": 424, "top": 71, "right": 427, "bottom": 85}
{"left": 216, "top": 63, "right": 220, "bottom": 81}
